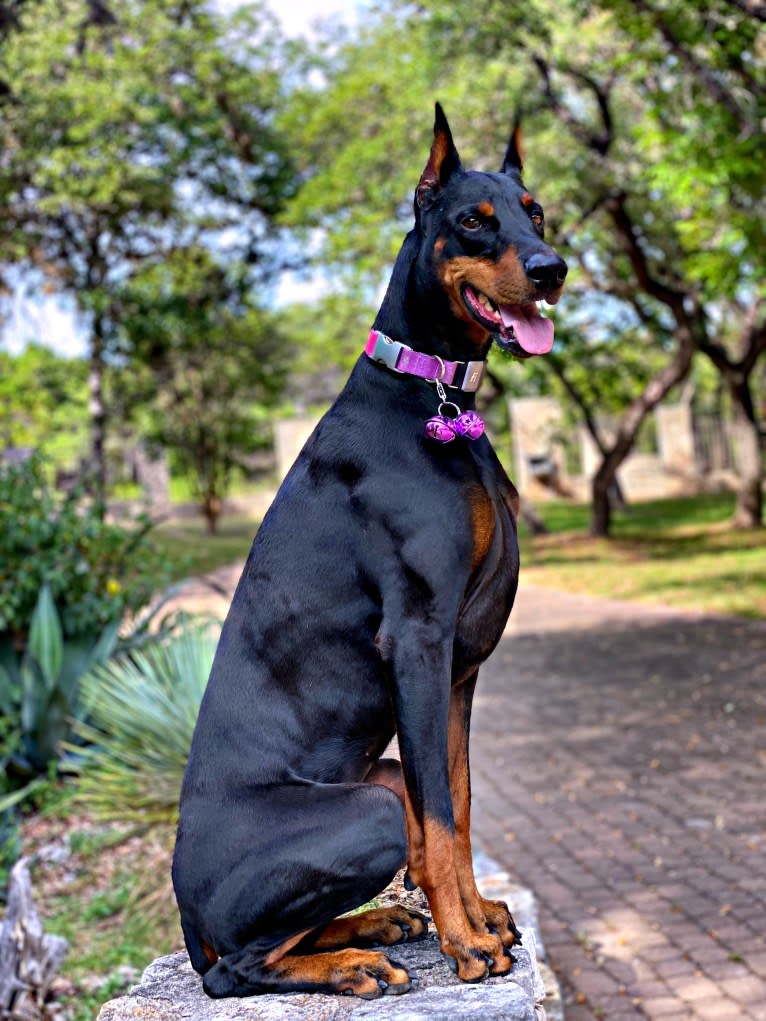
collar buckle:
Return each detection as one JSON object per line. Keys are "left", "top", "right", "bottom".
{"left": 368, "top": 331, "right": 404, "bottom": 372}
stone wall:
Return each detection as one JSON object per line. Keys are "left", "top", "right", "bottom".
{"left": 510, "top": 398, "right": 700, "bottom": 502}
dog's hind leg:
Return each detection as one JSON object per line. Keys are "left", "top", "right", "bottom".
{"left": 284, "top": 756, "right": 428, "bottom": 954}
{"left": 204, "top": 943, "right": 413, "bottom": 999}
{"left": 177, "top": 780, "right": 412, "bottom": 998}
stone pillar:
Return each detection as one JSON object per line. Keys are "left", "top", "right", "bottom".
{"left": 509, "top": 397, "right": 565, "bottom": 499}
{"left": 274, "top": 418, "right": 319, "bottom": 481}
{"left": 656, "top": 403, "right": 696, "bottom": 478}
{"left": 134, "top": 444, "right": 171, "bottom": 516}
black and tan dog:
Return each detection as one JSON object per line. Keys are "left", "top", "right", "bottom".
{"left": 172, "top": 104, "right": 567, "bottom": 1000}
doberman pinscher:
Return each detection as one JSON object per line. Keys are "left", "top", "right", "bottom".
{"left": 172, "top": 104, "right": 567, "bottom": 1000}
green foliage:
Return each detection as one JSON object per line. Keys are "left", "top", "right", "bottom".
{"left": 72, "top": 623, "right": 218, "bottom": 826}
{"left": 0, "top": 0, "right": 298, "bottom": 489}
{"left": 0, "top": 585, "right": 120, "bottom": 776}
{"left": 112, "top": 246, "right": 288, "bottom": 530}
{"left": 0, "top": 456, "right": 174, "bottom": 641}
{"left": 279, "top": 293, "right": 376, "bottom": 410}
{"left": 0, "top": 345, "right": 89, "bottom": 465}
{"left": 0, "top": 0, "right": 295, "bottom": 277}
{"left": 0, "top": 716, "right": 22, "bottom": 902}
{"left": 278, "top": 0, "right": 764, "bottom": 530}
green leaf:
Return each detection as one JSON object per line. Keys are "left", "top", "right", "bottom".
{"left": 0, "top": 637, "right": 21, "bottom": 692}
{"left": 72, "top": 623, "right": 218, "bottom": 825}
{"left": 0, "top": 778, "right": 47, "bottom": 814}
{"left": 20, "top": 658, "right": 49, "bottom": 738}
{"left": 0, "top": 663, "right": 20, "bottom": 715}
{"left": 32, "top": 687, "right": 70, "bottom": 770}
{"left": 26, "top": 584, "right": 63, "bottom": 690}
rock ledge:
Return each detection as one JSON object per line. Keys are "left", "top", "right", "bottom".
{"left": 98, "top": 859, "right": 559, "bottom": 1021}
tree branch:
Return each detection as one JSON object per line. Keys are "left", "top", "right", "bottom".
{"left": 605, "top": 192, "right": 688, "bottom": 312}
{"left": 632, "top": 0, "right": 752, "bottom": 128}
{"left": 725, "top": 0, "right": 766, "bottom": 21}
{"left": 531, "top": 54, "right": 614, "bottom": 156}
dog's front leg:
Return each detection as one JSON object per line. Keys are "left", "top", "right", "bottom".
{"left": 449, "top": 674, "right": 521, "bottom": 961}
{"left": 380, "top": 621, "right": 506, "bottom": 983}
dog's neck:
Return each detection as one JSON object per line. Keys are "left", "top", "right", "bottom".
{"left": 372, "top": 229, "right": 494, "bottom": 364}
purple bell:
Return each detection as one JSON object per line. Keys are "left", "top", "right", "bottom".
{"left": 453, "top": 411, "right": 485, "bottom": 440}
{"left": 425, "top": 415, "right": 457, "bottom": 443}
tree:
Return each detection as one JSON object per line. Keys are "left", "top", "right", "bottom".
{"left": 593, "top": 0, "right": 766, "bottom": 528}
{"left": 0, "top": 0, "right": 295, "bottom": 500}
{"left": 0, "top": 344, "right": 88, "bottom": 463}
{"left": 113, "top": 247, "right": 287, "bottom": 533}
{"left": 282, "top": 0, "right": 765, "bottom": 533}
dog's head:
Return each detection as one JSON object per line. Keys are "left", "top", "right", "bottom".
{"left": 414, "top": 103, "right": 567, "bottom": 358}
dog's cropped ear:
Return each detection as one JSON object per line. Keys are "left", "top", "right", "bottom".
{"left": 416, "top": 102, "right": 463, "bottom": 210}
{"left": 501, "top": 114, "right": 524, "bottom": 177}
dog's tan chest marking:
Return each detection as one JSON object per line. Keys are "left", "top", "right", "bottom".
{"left": 468, "top": 485, "right": 496, "bottom": 571}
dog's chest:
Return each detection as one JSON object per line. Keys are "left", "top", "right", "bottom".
{"left": 453, "top": 480, "right": 519, "bottom": 674}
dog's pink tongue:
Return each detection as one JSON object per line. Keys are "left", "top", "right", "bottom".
{"left": 499, "top": 304, "right": 555, "bottom": 355}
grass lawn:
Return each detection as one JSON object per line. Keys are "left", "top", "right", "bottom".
{"left": 151, "top": 492, "right": 764, "bottom": 618}
{"left": 518, "top": 492, "right": 765, "bottom": 618}
{"left": 156, "top": 513, "right": 261, "bottom": 580}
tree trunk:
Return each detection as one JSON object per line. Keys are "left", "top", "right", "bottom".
{"left": 729, "top": 396, "right": 763, "bottom": 528}
{"left": 89, "top": 315, "right": 107, "bottom": 508}
{"left": 519, "top": 497, "right": 549, "bottom": 535}
{"left": 698, "top": 305, "right": 765, "bottom": 529}
{"left": 0, "top": 859, "right": 68, "bottom": 1020}
{"left": 588, "top": 344, "right": 696, "bottom": 537}
{"left": 548, "top": 354, "right": 628, "bottom": 512}
{"left": 202, "top": 493, "right": 222, "bottom": 534}
{"left": 591, "top": 455, "right": 619, "bottom": 537}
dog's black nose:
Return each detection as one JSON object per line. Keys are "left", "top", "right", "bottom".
{"left": 524, "top": 252, "right": 568, "bottom": 290}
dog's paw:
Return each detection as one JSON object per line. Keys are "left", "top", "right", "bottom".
{"left": 337, "top": 951, "right": 412, "bottom": 999}
{"left": 312, "top": 905, "right": 430, "bottom": 951}
{"left": 482, "top": 897, "right": 522, "bottom": 948}
{"left": 440, "top": 930, "right": 507, "bottom": 983}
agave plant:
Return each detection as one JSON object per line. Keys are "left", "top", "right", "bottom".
{"left": 72, "top": 623, "right": 219, "bottom": 826}
{"left": 0, "top": 585, "right": 121, "bottom": 780}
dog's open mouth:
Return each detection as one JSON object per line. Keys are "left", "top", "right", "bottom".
{"left": 462, "top": 285, "right": 555, "bottom": 357}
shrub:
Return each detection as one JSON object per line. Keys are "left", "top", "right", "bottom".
{"left": 0, "top": 456, "right": 175, "bottom": 643}
{"left": 72, "top": 623, "right": 218, "bottom": 826}
{"left": 0, "top": 585, "right": 121, "bottom": 777}
{"left": 0, "top": 718, "right": 22, "bottom": 903}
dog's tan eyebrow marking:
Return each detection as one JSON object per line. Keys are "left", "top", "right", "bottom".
{"left": 477, "top": 202, "right": 494, "bottom": 217}
{"left": 520, "top": 192, "right": 535, "bottom": 208}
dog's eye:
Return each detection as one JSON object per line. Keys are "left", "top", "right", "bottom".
{"left": 460, "top": 215, "right": 482, "bottom": 230}
{"left": 530, "top": 207, "right": 544, "bottom": 228}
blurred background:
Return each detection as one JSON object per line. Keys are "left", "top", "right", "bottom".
{"left": 0, "top": 2, "right": 763, "bottom": 1018}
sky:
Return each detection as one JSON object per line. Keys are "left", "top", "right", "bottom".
{"left": 1, "top": 0, "right": 360, "bottom": 359}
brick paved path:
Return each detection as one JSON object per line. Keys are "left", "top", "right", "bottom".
{"left": 174, "top": 565, "right": 765, "bottom": 1019}
{"left": 470, "top": 586, "right": 766, "bottom": 1021}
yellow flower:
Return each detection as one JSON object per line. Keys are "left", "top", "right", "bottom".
{"left": 106, "top": 578, "right": 122, "bottom": 596}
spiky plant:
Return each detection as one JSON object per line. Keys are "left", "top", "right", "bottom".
{"left": 72, "top": 623, "right": 219, "bottom": 827}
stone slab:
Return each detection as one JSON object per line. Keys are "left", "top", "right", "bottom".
{"left": 97, "top": 927, "right": 547, "bottom": 1021}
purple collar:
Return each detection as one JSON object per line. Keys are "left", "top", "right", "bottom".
{"left": 364, "top": 329, "right": 486, "bottom": 393}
